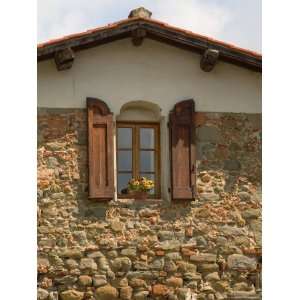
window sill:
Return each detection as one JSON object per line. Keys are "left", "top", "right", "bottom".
{"left": 111, "top": 198, "right": 165, "bottom": 208}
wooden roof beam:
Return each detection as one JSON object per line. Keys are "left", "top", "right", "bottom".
{"left": 38, "top": 20, "right": 261, "bottom": 71}
{"left": 54, "top": 47, "right": 75, "bottom": 71}
{"left": 200, "top": 49, "right": 219, "bottom": 72}
{"left": 131, "top": 28, "right": 147, "bottom": 46}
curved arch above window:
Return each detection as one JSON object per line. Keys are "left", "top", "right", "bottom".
{"left": 116, "top": 100, "right": 162, "bottom": 122}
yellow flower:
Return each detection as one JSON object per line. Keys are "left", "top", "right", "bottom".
{"left": 127, "top": 176, "right": 154, "bottom": 192}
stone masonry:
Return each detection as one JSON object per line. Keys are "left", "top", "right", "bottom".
{"left": 37, "top": 109, "right": 262, "bottom": 300}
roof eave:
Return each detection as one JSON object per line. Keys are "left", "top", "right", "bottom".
{"left": 37, "top": 18, "right": 261, "bottom": 72}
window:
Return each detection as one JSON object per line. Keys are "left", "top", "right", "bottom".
{"left": 116, "top": 122, "right": 160, "bottom": 198}
{"left": 87, "top": 98, "right": 195, "bottom": 202}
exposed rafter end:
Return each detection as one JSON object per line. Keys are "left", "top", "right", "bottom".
{"left": 200, "top": 49, "right": 219, "bottom": 72}
{"left": 131, "top": 28, "right": 147, "bottom": 46}
{"left": 54, "top": 47, "right": 75, "bottom": 71}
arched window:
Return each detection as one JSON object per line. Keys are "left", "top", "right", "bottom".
{"left": 116, "top": 101, "right": 161, "bottom": 198}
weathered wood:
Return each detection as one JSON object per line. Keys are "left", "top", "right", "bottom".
{"left": 38, "top": 20, "right": 261, "bottom": 72}
{"left": 200, "top": 49, "right": 219, "bottom": 72}
{"left": 54, "top": 47, "right": 75, "bottom": 71}
{"left": 87, "top": 98, "right": 114, "bottom": 200}
{"left": 169, "top": 99, "right": 196, "bottom": 201}
{"left": 142, "top": 24, "right": 261, "bottom": 71}
{"left": 131, "top": 28, "right": 147, "bottom": 46}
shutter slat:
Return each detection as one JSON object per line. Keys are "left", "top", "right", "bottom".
{"left": 87, "top": 98, "right": 114, "bottom": 200}
{"left": 169, "top": 99, "right": 196, "bottom": 200}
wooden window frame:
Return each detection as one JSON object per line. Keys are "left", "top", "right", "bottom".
{"left": 116, "top": 121, "right": 161, "bottom": 199}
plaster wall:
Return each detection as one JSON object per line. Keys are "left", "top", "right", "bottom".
{"left": 37, "top": 38, "right": 261, "bottom": 114}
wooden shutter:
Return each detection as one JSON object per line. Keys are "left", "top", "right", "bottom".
{"left": 87, "top": 98, "right": 114, "bottom": 200}
{"left": 169, "top": 99, "right": 196, "bottom": 200}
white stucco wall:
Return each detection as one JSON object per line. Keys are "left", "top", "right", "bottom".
{"left": 37, "top": 38, "right": 261, "bottom": 114}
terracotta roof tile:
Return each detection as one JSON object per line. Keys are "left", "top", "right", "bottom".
{"left": 37, "top": 17, "right": 138, "bottom": 48}
{"left": 37, "top": 16, "right": 261, "bottom": 59}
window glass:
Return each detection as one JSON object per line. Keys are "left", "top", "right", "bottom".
{"left": 140, "top": 128, "right": 155, "bottom": 149}
{"left": 117, "top": 128, "right": 132, "bottom": 148}
{"left": 118, "top": 150, "right": 132, "bottom": 171}
{"left": 140, "top": 150, "right": 155, "bottom": 172}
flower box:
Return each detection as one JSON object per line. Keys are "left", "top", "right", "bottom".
{"left": 127, "top": 177, "right": 154, "bottom": 200}
{"left": 129, "top": 190, "right": 148, "bottom": 200}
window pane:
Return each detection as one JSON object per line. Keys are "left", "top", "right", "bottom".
{"left": 118, "top": 150, "right": 132, "bottom": 171}
{"left": 140, "top": 173, "right": 155, "bottom": 195}
{"left": 117, "top": 173, "right": 132, "bottom": 194}
{"left": 140, "top": 128, "right": 155, "bottom": 149}
{"left": 117, "top": 128, "right": 132, "bottom": 149}
{"left": 140, "top": 151, "right": 155, "bottom": 172}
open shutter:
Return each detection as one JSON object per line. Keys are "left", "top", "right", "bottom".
{"left": 87, "top": 97, "right": 114, "bottom": 200}
{"left": 169, "top": 99, "right": 196, "bottom": 200}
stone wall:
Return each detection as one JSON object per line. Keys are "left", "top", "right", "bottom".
{"left": 37, "top": 109, "right": 262, "bottom": 300}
